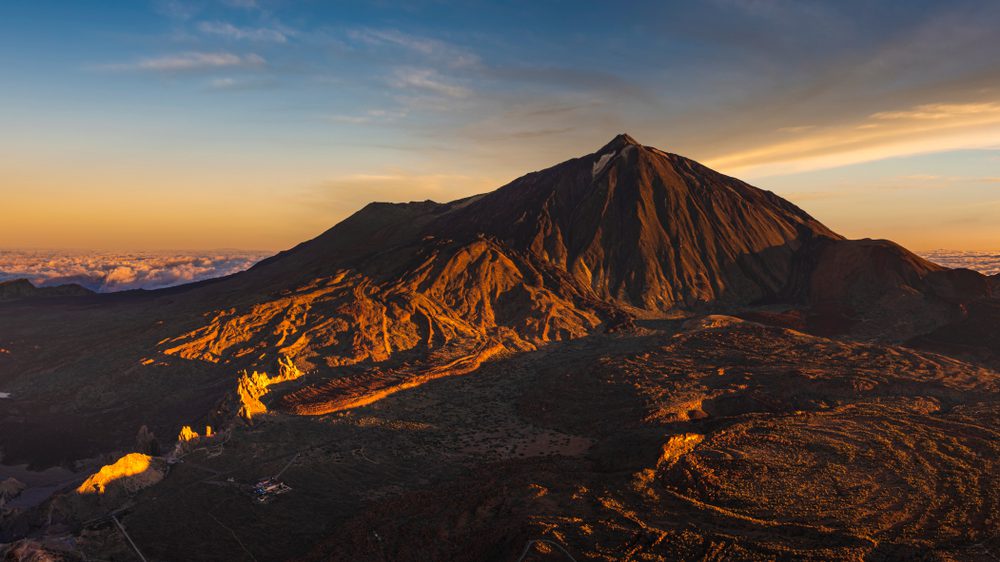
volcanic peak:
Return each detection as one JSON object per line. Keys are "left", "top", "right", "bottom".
{"left": 597, "top": 132, "right": 641, "bottom": 153}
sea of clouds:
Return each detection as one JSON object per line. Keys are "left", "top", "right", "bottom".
{"left": 919, "top": 250, "right": 1000, "bottom": 276}
{"left": 0, "top": 249, "right": 272, "bottom": 292}
{"left": 0, "top": 248, "right": 995, "bottom": 294}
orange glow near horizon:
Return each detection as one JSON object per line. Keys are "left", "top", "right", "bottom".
{"left": 3, "top": 3, "right": 1000, "bottom": 253}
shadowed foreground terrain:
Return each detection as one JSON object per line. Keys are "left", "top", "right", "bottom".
{"left": 1, "top": 135, "right": 998, "bottom": 561}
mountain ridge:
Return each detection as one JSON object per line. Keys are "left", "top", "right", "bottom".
{"left": 0, "top": 279, "right": 94, "bottom": 302}
{"left": 155, "top": 135, "right": 850, "bottom": 374}
{"left": 2, "top": 134, "right": 999, "bottom": 561}
{"left": 0, "top": 134, "right": 996, "bottom": 467}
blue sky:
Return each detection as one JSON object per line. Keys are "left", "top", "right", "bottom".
{"left": 1, "top": 0, "right": 998, "bottom": 250}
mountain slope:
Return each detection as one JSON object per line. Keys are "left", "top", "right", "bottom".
{"left": 2, "top": 134, "right": 999, "bottom": 562}
{"left": 1, "top": 134, "right": 996, "bottom": 467}
{"left": 158, "top": 134, "right": 844, "bottom": 372}
{"left": 0, "top": 279, "right": 93, "bottom": 302}
{"left": 447, "top": 134, "right": 840, "bottom": 309}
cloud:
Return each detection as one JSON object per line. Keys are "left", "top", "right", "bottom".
{"left": 104, "top": 52, "right": 266, "bottom": 72}
{"left": 781, "top": 190, "right": 842, "bottom": 202}
{"left": 348, "top": 28, "right": 480, "bottom": 69}
{"left": 209, "top": 77, "right": 239, "bottom": 89}
{"left": 325, "top": 108, "right": 408, "bottom": 125}
{"left": 918, "top": 250, "right": 1000, "bottom": 274}
{"left": 777, "top": 125, "right": 814, "bottom": 134}
{"left": 890, "top": 174, "right": 1000, "bottom": 186}
{"left": 197, "top": 21, "right": 289, "bottom": 43}
{"left": 326, "top": 114, "right": 370, "bottom": 124}
{"left": 390, "top": 68, "right": 470, "bottom": 98}
{"left": 154, "top": 0, "right": 200, "bottom": 20}
{"left": 488, "top": 66, "right": 653, "bottom": 103}
{"left": 871, "top": 102, "right": 1000, "bottom": 121}
{"left": 206, "top": 76, "right": 275, "bottom": 91}
{"left": 221, "top": 0, "right": 258, "bottom": 8}
{"left": 706, "top": 97, "right": 1000, "bottom": 176}
{"left": 298, "top": 171, "right": 498, "bottom": 218}
{"left": 0, "top": 250, "right": 271, "bottom": 292}
{"left": 505, "top": 127, "right": 576, "bottom": 139}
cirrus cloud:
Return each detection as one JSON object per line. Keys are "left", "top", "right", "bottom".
{"left": 197, "top": 21, "right": 289, "bottom": 43}
{"left": 706, "top": 98, "right": 1000, "bottom": 176}
{"left": 390, "top": 68, "right": 470, "bottom": 98}
{"left": 103, "top": 52, "right": 266, "bottom": 72}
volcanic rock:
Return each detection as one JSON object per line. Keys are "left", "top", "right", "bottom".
{"left": 0, "top": 279, "right": 93, "bottom": 302}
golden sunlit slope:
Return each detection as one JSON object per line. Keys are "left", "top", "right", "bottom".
{"left": 0, "top": 134, "right": 996, "bottom": 470}
{"left": 76, "top": 453, "right": 163, "bottom": 495}
{"left": 1, "top": 135, "right": 999, "bottom": 562}
{"left": 156, "top": 134, "right": 841, "bottom": 370}
{"left": 156, "top": 135, "right": 993, "bottom": 385}
{"left": 294, "top": 317, "right": 998, "bottom": 561}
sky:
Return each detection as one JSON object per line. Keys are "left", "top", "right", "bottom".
{"left": 1, "top": 0, "right": 998, "bottom": 252}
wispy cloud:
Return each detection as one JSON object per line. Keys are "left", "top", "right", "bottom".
{"left": 154, "top": 0, "right": 200, "bottom": 20}
{"left": 348, "top": 28, "right": 480, "bottom": 69}
{"left": 871, "top": 102, "right": 1000, "bottom": 121}
{"left": 221, "top": 0, "right": 258, "bottom": 9}
{"left": 892, "top": 174, "right": 1000, "bottom": 185}
{"left": 707, "top": 97, "right": 1000, "bottom": 176}
{"left": 325, "top": 108, "right": 408, "bottom": 125}
{"left": 298, "top": 171, "right": 497, "bottom": 217}
{"left": 390, "top": 68, "right": 470, "bottom": 98}
{"left": 209, "top": 77, "right": 240, "bottom": 89}
{"left": 206, "top": 76, "right": 275, "bottom": 91}
{"left": 777, "top": 125, "right": 814, "bottom": 134}
{"left": 326, "top": 115, "right": 370, "bottom": 124}
{"left": 103, "top": 52, "right": 266, "bottom": 72}
{"left": 197, "top": 21, "right": 289, "bottom": 43}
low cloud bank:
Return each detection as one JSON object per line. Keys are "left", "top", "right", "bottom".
{"left": 0, "top": 250, "right": 271, "bottom": 292}
{"left": 918, "top": 250, "right": 1000, "bottom": 276}
{"left": 1, "top": 248, "right": 995, "bottom": 294}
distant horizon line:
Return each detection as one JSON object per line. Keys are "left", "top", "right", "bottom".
{"left": 0, "top": 246, "right": 278, "bottom": 254}
{"left": 1, "top": 246, "right": 998, "bottom": 255}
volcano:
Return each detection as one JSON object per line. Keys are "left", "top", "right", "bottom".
{"left": 1, "top": 135, "right": 998, "bottom": 561}
{"left": 155, "top": 134, "right": 986, "bottom": 372}
{"left": 238, "top": 133, "right": 841, "bottom": 311}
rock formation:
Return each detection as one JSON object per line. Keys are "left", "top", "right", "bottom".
{"left": 134, "top": 425, "right": 160, "bottom": 456}
{"left": 76, "top": 453, "right": 163, "bottom": 495}
{"left": 233, "top": 355, "right": 304, "bottom": 420}
{"left": 0, "top": 279, "right": 93, "bottom": 302}
{"left": 0, "top": 134, "right": 997, "bottom": 561}
{"left": 0, "top": 478, "right": 26, "bottom": 509}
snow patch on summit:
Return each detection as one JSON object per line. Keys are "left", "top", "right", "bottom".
{"left": 593, "top": 151, "right": 615, "bottom": 179}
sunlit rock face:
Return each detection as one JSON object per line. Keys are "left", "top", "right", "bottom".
{"left": 232, "top": 356, "right": 304, "bottom": 420}
{"left": 1, "top": 135, "right": 998, "bottom": 561}
{"left": 236, "top": 370, "right": 274, "bottom": 421}
{"left": 177, "top": 425, "right": 212, "bottom": 442}
{"left": 151, "top": 136, "right": 998, "bottom": 423}
{"left": 76, "top": 453, "right": 164, "bottom": 495}
{"left": 447, "top": 134, "right": 841, "bottom": 310}
{"left": 155, "top": 135, "right": 841, "bottom": 380}
{"left": 3, "top": 135, "right": 996, "bottom": 473}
